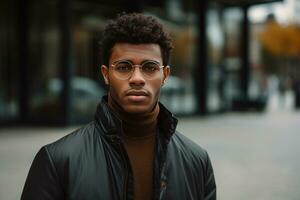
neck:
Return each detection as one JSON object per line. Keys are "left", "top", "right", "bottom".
{"left": 108, "top": 94, "right": 159, "bottom": 138}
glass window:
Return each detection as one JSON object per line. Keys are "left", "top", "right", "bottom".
{"left": 0, "top": 1, "right": 19, "bottom": 121}
{"left": 70, "top": 2, "right": 118, "bottom": 123}
{"left": 27, "top": 1, "right": 63, "bottom": 121}
{"left": 222, "top": 7, "right": 244, "bottom": 109}
{"left": 206, "top": 4, "right": 225, "bottom": 112}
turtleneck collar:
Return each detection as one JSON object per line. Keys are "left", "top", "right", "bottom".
{"left": 107, "top": 93, "right": 160, "bottom": 138}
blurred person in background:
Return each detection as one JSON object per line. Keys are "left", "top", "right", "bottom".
{"left": 292, "top": 76, "right": 300, "bottom": 109}
{"left": 21, "top": 13, "right": 216, "bottom": 200}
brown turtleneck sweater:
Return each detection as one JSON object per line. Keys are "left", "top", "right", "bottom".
{"left": 108, "top": 95, "right": 159, "bottom": 200}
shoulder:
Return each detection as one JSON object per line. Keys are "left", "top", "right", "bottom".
{"left": 169, "top": 133, "right": 217, "bottom": 199}
{"left": 169, "top": 131, "right": 210, "bottom": 165}
{"left": 44, "top": 122, "right": 100, "bottom": 162}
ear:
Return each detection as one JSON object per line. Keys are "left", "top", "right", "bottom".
{"left": 101, "top": 65, "right": 109, "bottom": 85}
{"left": 162, "top": 65, "right": 170, "bottom": 85}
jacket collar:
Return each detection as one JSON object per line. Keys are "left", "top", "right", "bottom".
{"left": 94, "top": 96, "right": 178, "bottom": 140}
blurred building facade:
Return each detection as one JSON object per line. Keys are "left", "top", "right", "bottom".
{"left": 0, "top": 0, "right": 284, "bottom": 126}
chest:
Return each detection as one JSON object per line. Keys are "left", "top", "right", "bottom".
{"left": 63, "top": 138, "right": 204, "bottom": 200}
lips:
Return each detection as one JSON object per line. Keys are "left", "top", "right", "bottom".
{"left": 126, "top": 90, "right": 148, "bottom": 96}
{"left": 125, "top": 90, "right": 149, "bottom": 102}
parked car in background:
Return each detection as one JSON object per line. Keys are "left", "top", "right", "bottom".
{"left": 31, "top": 77, "right": 106, "bottom": 122}
{"left": 160, "top": 76, "right": 187, "bottom": 114}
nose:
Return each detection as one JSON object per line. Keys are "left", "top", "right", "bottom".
{"left": 128, "top": 67, "right": 146, "bottom": 86}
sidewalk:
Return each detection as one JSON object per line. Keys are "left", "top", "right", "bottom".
{"left": 178, "top": 110, "right": 300, "bottom": 200}
{"left": 1, "top": 109, "right": 300, "bottom": 200}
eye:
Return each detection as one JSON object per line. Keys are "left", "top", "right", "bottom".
{"left": 115, "top": 62, "right": 132, "bottom": 72}
{"left": 142, "top": 62, "right": 160, "bottom": 73}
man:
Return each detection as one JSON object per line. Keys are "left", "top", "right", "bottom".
{"left": 21, "top": 13, "right": 216, "bottom": 200}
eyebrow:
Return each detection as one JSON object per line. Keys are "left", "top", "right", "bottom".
{"left": 112, "top": 59, "right": 161, "bottom": 65}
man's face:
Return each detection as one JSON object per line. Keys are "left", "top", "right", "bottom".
{"left": 101, "top": 43, "right": 170, "bottom": 114}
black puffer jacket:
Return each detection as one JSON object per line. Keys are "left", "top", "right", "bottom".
{"left": 21, "top": 98, "right": 216, "bottom": 200}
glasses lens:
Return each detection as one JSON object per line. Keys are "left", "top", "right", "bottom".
{"left": 142, "top": 62, "right": 161, "bottom": 78}
{"left": 114, "top": 61, "right": 132, "bottom": 79}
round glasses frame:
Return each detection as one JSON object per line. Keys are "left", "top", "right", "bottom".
{"left": 109, "top": 60, "right": 165, "bottom": 80}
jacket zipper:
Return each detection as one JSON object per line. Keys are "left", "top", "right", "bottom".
{"left": 118, "top": 142, "right": 129, "bottom": 200}
{"left": 158, "top": 163, "right": 167, "bottom": 200}
{"left": 111, "top": 135, "right": 130, "bottom": 200}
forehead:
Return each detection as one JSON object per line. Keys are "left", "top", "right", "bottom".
{"left": 109, "top": 43, "right": 162, "bottom": 63}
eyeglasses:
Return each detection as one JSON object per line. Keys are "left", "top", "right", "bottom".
{"left": 110, "top": 60, "right": 165, "bottom": 80}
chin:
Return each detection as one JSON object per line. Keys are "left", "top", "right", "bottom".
{"left": 123, "top": 105, "right": 151, "bottom": 114}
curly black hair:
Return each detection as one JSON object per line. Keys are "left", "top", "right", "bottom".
{"left": 100, "top": 13, "right": 173, "bottom": 66}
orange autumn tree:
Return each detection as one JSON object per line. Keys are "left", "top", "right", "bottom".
{"left": 259, "top": 20, "right": 300, "bottom": 77}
